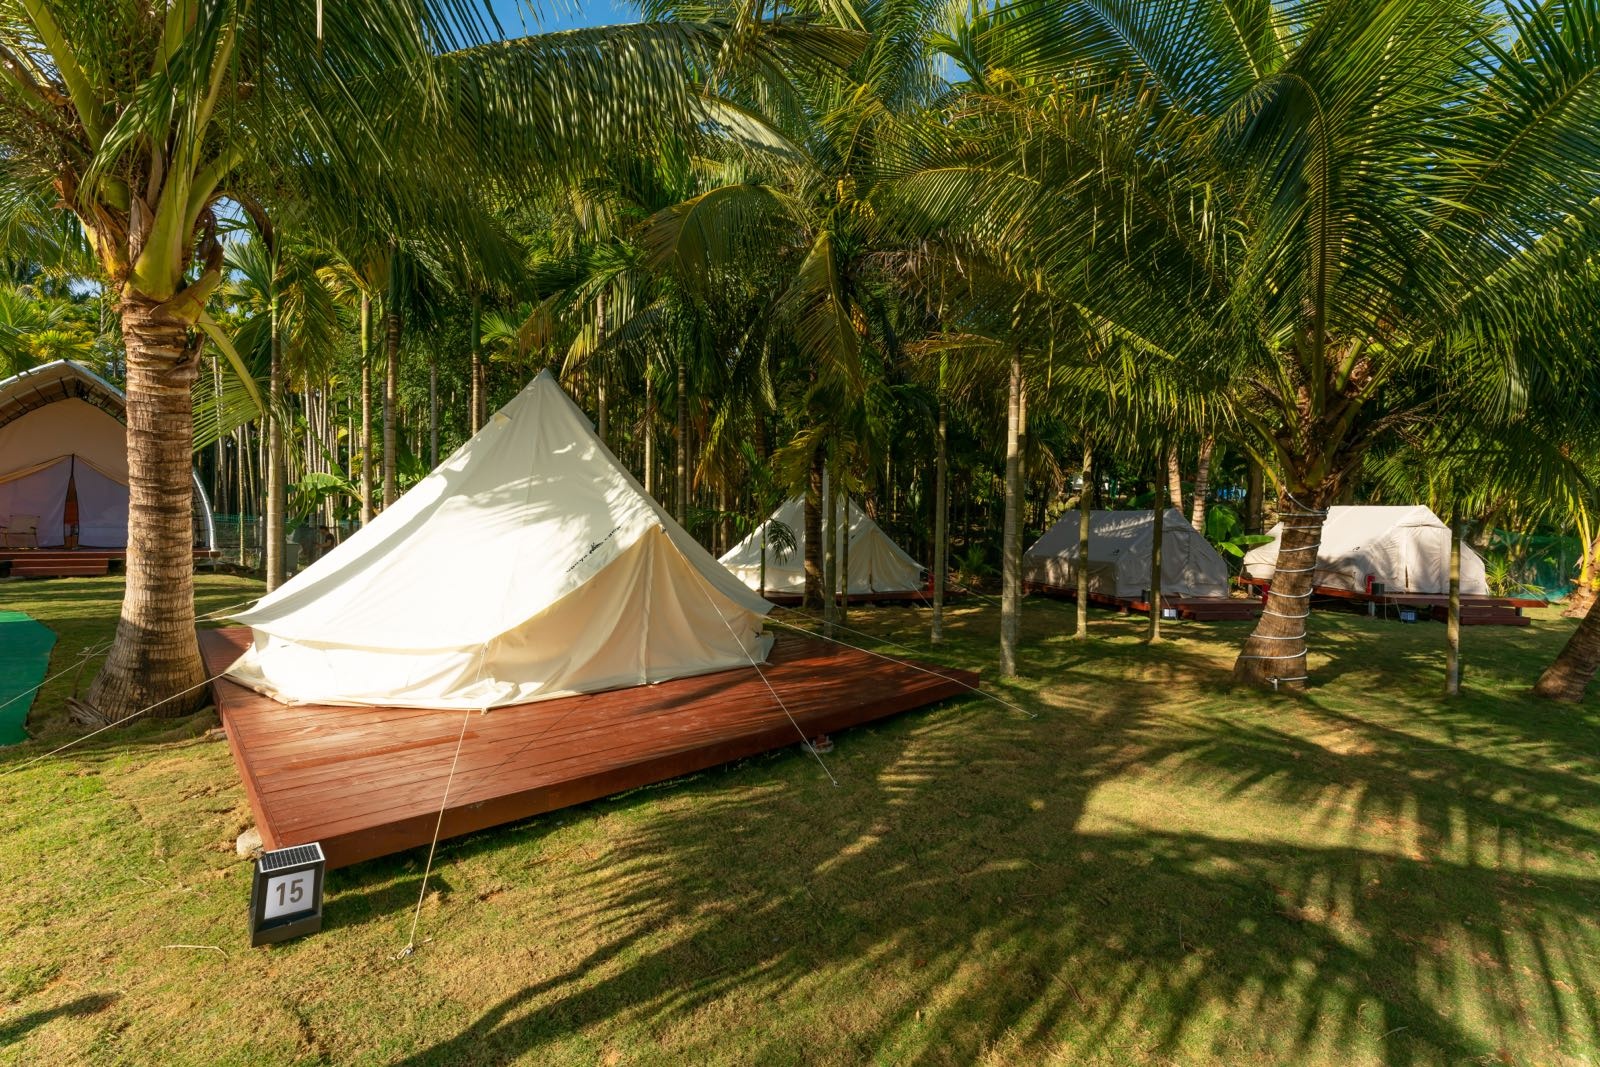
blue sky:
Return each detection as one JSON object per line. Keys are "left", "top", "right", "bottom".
{"left": 488, "top": 0, "right": 641, "bottom": 34}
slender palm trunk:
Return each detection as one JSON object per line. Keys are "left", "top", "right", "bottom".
{"left": 804, "top": 450, "right": 823, "bottom": 610}
{"left": 822, "top": 472, "right": 837, "bottom": 636}
{"left": 758, "top": 515, "right": 768, "bottom": 598}
{"left": 932, "top": 388, "right": 948, "bottom": 644}
{"left": 383, "top": 294, "right": 399, "bottom": 508}
{"left": 1245, "top": 459, "right": 1265, "bottom": 535}
{"left": 359, "top": 295, "right": 373, "bottom": 527}
{"left": 77, "top": 299, "right": 206, "bottom": 723}
{"left": 1000, "top": 352, "right": 1023, "bottom": 679}
{"left": 1446, "top": 515, "right": 1462, "bottom": 696}
{"left": 265, "top": 289, "right": 285, "bottom": 591}
{"left": 428, "top": 359, "right": 438, "bottom": 468}
{"left": 643, "top": 368, "right": 656, "bottom": 496}
{"left": 839, "top": 495, "right": 850, "bottom": 630}
{"left": 595, "top": 292, "right": 608, "bottom": 446}
{"left": 1535, "top": 595, "right": 1600, "bottom": 701}
{"left": 1190, "top": 436, "right": 1215, "bottom": 533}
{"left": 1234, "top": 493, "right": 1328, "bottom": 689}
{"left": 1147, "top": 491, "right": 1165, "bottom": 643}
{"left": 675, "top": 354, "right": 688, "bottom": 526}
{"left": 1166, "top": 443, "right": 1184, "bottom": 512}
{"left": 718, "top": 478, "right": 731, "bottom": 557}
{"left": 469, "top": 290, "right": 483, "bottom": 434}
{"left": 1077, "top": 445, "right": 1092, "bottom": 640}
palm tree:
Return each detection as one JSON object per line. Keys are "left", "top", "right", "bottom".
{"left": 0, "top": 0, "right": 860, "bottom": 723}
{"left": 891, "top": 0, "right": 1600, "bottom": 690}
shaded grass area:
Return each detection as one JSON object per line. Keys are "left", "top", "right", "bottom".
{"left": 1, "top": 579, "right": 1597, "bottom": 1065}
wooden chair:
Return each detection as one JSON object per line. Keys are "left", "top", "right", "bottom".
{"left": 2, "top": 514, "right": 39, "bottom": 549}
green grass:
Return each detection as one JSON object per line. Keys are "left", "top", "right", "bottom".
{"left": 2, "top": 577, "right": 1598, "bottom": 1065}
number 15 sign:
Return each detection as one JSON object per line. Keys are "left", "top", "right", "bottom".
{"left": 249, "top": 842, "right": 326, "bottom": 946}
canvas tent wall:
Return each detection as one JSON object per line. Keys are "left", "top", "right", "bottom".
{"left": 1243, "top": 505, "right": 1488, "bottom": 595}
{"left": 227, "top": 371, "right": 772, "bottom": 709}
{"left": 719, "top": 496, "right": 924, "bottom": 595}
{"left": 0, "top": 360, "right": 214, "bottom": 549}
{"left": 1024, "top": 508, "right": 1231, "bottom": 600}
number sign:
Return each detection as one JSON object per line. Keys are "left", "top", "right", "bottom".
{"left": 262, "top": 870, "right": 315, "bottom": 920}
{"left": 249, "top": 842, "right": 326, "bottom": 946}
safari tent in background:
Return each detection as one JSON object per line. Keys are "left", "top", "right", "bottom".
{"left": 226, "top": 371, "right": 772, "bottom": 709}
{"left": 1024, "top": 508, "right": 1232, "bottom": 600}
{"left": 719, "top": 496, "right": 924, "bottom": 596}
{"left": 1243, "top": 505, "right": 1489, "bottom": 596}
{"left": 0, "top": 360, "right": 214, "bottom": 553}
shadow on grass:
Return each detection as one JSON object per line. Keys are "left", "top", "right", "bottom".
{"left": 377, "top": 657, "right": 1600, "bottom": 1065}
{"left": 0, "top": 992, "right": 118, "bottom": 1047}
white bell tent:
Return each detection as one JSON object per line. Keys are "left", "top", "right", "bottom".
{"left": 227, "top": 371, "right": 773, "bottom": 709}
{"left": 1243, "top": 505, "right": 1488, "bottom": 595}
{"left": 1024, "top": 508, "right": 1231, "bottom": 600}
{"left": 719, "top": 495, "right": 924, "bottom": 595}
{"left": 0, "top": 360, "right": 214, "bottom": 549}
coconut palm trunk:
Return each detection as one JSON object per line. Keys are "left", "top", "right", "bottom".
{"left": 675, "top": 353, "right": 688, "bottom": 526}
{"left": 264, "top": 286, "right": 286, "bottom": 590}
{"left": 1563, "top": 533, "right": 1600, "bottom": 618}
{"left": 1535, "top": 597, "right": 1600, "bottom": 702}
{"left": 643, "top": 362, "right": 657, "bottom": 496}
{"left": 1245, "top": 459, "right": 1265, "bottom": 535}
{"left": 1000, "top": 352, "right": 1022, "bottom": 678}
{"left": 931, "top": 387, "right": 948, "bottom": 643}
{"left": 1233, "top": 495, "right": 1328, "bottom": 689}
{"left": 804, "top": 451, "right": 824, "bottom": 609}
{"left": 822, "top": 469, "right": 837, "bottom": 635}
{"left": 1190, "top": 436, "right": 1215, "bottom": 533}
{"left": 1147, "top": 491, "right": 1165, "bottom": 643}
{"left": 359, "top": 295, "right": 373, "bottom": 526}
{"left": 839, "top": 495, "right": 850, "bottom": 629}
{"left": 428, "top": 358, "right": 438, "bottom": 468}
{"left": 1076, "top": 445, "right": 1092, "bottom": 639}
{"left": 74, "top": 301, "right": 208, "bottom": 723}
{"left": 1166, "top": 444, "right": 1184, "bottom": 512}
{"left": 470, "top": 290, "right": 483, "bottom": 434}
{"left": 1446, "top": 516, "right": 1462, "bottom": 696}
{"left": 383, "top": 292, "right": 400, "bottom": 508}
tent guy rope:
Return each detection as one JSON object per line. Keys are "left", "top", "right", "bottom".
{"left": 398, "top": 706, "right": 474, "bottom": 960}
{"left": 769, "top": 608, "right": 1034, "bottom": 719}
{"left": 685, "top": 554, "right": 839, "bottom": 785}
{"left": 5, "top": 667, "right": 231, "bottom": 774}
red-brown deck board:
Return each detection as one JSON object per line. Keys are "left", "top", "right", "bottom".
{"left": 199, "top": 627, "right": 976, "bottom": 869}
{"left": 1024, "top": 580, "right": 1263, "bottom": 621}
{"left": 0, "top": 546, "right": 217, "bottom": 578}
{"left": 1238, "top": 576, "right": 1540, "bottom": 624}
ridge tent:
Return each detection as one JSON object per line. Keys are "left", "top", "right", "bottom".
{"left": 1243, "top": 505, "right": 1488, "bottom": 595}
{"left": 1024, "top": 508, "right": 1231, "bottom": 600}
{"left": 0, "top": 360, "right": 214, "bottom": 549}
{"left": 719, "top": 496, "right": 924, "bottom": 595}
{"left": 227, "top": 371, "right": 772, "bottom": 709}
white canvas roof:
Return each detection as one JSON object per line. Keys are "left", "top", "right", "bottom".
{"left": 0, "top": 360, "right": 213, "bottom": 549}
{"left": 1024, "top": 508, "right": 1231, "bottom": 600}
{"left": 227, "top": 371, "right": 772, "bottom": 709}
{"left": 719, "top": 495, "right": 924, "bottom": 595}
{"left": 1242, "top": 505, "right": 1488, "bottom": 595}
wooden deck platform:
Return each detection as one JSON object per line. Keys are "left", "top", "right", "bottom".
{"left": 1238, "top": 577, "right": 1541, "bottom": 626}
{"left": 0, "top": 546, "right": 218, "bottom": 578}
{"left": 1025, "top": 581, "right": 1263, "bottom": 621}
{"left": 199, "top": 627, "right": 977, "bottom": 870}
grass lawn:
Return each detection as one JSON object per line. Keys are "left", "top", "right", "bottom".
{"left": 2, "top": 575, "right": 1598, "bottom": 1065}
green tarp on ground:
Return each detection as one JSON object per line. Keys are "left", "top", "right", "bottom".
{"left": 0, "top": 609, "right": 55, "bottom": 744}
